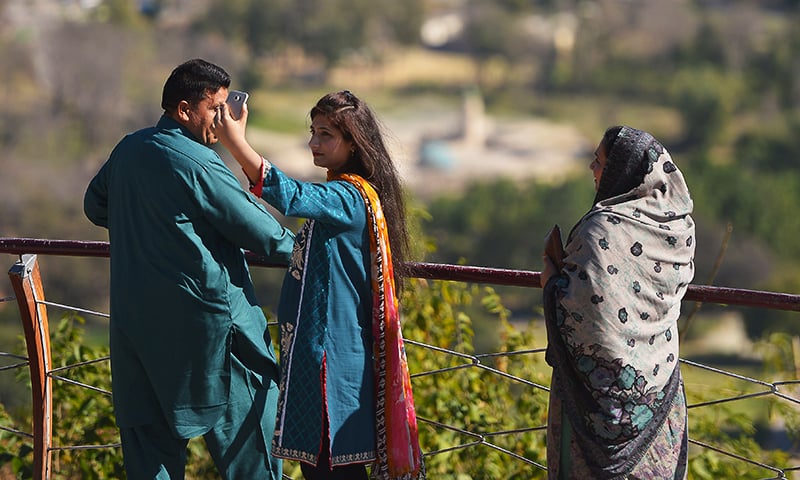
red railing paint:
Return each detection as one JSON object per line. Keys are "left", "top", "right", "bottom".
{"left": 1, "top": 237, "right": 799, "bottom": 312}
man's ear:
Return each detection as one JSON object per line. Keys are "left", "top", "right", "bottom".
{"left": 176, "top": 100, "right": 191, "bottom": 122}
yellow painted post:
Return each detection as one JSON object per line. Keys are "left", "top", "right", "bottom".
{"left": 9, "top": 254, "right": 52, "bottom": 480}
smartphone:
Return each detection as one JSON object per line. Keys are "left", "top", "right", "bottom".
{"left": 226, "top": 90, "right": 249, "bottom": 120}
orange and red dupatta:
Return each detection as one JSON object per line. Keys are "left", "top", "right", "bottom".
{"left": 334, "top": 173, "right": 425, "bottom": 479}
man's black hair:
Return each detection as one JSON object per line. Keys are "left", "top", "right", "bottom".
{"left": 161, "top": 59, "right": 230, "bottom": 113}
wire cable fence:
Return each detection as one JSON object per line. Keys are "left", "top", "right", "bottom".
{"left": 1, "top": 238, "right": 799, "bottom": 479}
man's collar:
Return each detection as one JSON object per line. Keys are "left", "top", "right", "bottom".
{"left": 157, "top": 115, "right": 200, "bottom": 144}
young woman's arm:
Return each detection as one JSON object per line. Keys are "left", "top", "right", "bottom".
{"left": 214, "top": 102, "right": 266, "bottom": 185}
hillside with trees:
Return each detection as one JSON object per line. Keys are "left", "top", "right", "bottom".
{"left": 0, "top": 0, "right": 799, "bottom": 476}
{"left": 1, "top": 0, "right": 797, "bottom": 324}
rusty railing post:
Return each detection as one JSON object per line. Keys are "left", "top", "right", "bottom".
{"left": 9, "top": 254, "right": 52, "bottom": 480}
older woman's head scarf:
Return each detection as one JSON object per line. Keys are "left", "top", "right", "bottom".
{"left": 594, "top": 126, "right": 655, "bottom": 203}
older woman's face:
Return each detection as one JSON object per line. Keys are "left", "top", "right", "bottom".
{"left": 590, "top": 142, "right": 608, "bottom": 191}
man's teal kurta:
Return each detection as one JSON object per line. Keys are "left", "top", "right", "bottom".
{"left": 84, "top": 116, "right": 294, "bottom": 438}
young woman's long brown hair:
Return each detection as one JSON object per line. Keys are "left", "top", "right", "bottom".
{"left": 310, "top": 90, "right": 410, "bottom": 288}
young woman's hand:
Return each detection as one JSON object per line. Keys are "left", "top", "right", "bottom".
{"left": 213, "top": 102, "right": 264, "bottom": 184}
{"left": 214, "top": 102, "right": 248, "bottom": 150}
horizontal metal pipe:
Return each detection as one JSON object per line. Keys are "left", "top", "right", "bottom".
{"left": 2, "top": 237, "right": 799, "bottom": 312}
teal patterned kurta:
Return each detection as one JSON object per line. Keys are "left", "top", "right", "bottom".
{"left": 84, "top": 116, "right": 295, "bottom": 438}
{"left": 258, "top": 166, "right": 377, "bottom": 466}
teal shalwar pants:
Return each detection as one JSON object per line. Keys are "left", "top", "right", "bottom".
{"left": 119, "top": 354, "right": 282, "bottom": 480}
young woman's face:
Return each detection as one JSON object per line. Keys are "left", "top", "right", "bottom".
{"left": 308, "top": 115, "right": 353, "bottom": 172}
{"left": 590, "top": 142, "right": 608, "bottom": 191}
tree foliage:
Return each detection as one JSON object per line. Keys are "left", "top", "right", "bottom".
{"left": 424, "top": 176, "right": 591, "bottom": 314}
{"left": 401, "top": 279, "right": 550, "bottom": 478}
{"left": 685, "top": 331, "right": 800, "bottom": 480}
{"left": 1, "top": 289, "right": 797, "bottom": 477}
{"left": 2, "top": 0, "right": 800, "bottom": 475}
{"left": 422, "top": 165, "right": 800, "bottom": 337}
{"left": 0, "top": 313, "right": 221, "bottom": 478}
{"left": 0, "top": 314, "right": 122, "bottom": 479}
{"left": 197, "top": 0, "right": 424, "bottom": 69}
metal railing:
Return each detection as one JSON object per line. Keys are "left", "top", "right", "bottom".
{"left": 1, "top": 237, "right": 799, "bottom": 479}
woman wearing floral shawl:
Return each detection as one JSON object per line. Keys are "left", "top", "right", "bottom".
{"left": 215, "top": 90, "right": 425, "bottom": 480}
{"left": 541, "top": 126, "right": 695, "bottom": 479}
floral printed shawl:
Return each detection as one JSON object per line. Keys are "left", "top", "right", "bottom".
{"left": 334, "top": 173, "right": 426, "bottom": 480}
{"left": 544, "top": 127, "right": 695, "bottom": 478}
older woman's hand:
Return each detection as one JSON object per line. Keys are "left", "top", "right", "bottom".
{"left": 541, "top": 254, "right": 558, "bottom": 288}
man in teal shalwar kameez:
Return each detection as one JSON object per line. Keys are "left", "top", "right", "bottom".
{"left": 84, "top": 59, "right": 294, "bottom": 480}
